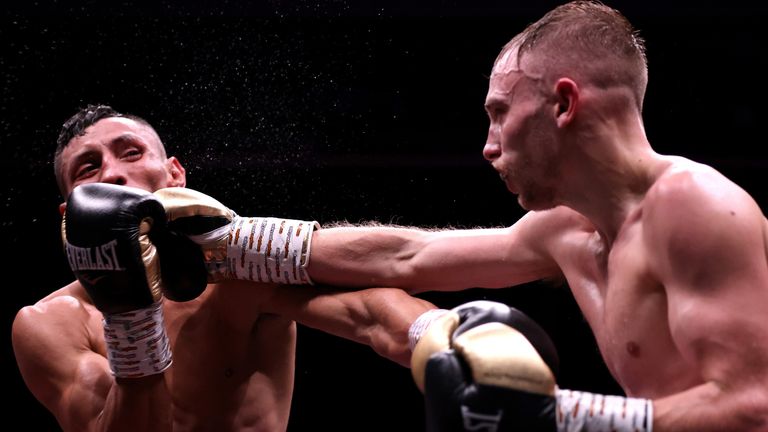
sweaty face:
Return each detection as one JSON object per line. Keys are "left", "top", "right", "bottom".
{"left": 483, "top": 55, "right": 561, "bottom": 211}
{"left": 58, "top": 117, "right": 183, "bottom": 197}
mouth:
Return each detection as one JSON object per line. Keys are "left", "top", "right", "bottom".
{"left": 494, "top": 169, "right": 518, "bottom": 194}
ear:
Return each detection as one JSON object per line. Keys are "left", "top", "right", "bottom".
{"left": 166, "top": 156, "right": 187, "bottom": 188}
{"left": 59, "top": 202, "right": 66, "bottom": 216}
{"left": 553, "top": 78, "right": 579, "bottom": 128}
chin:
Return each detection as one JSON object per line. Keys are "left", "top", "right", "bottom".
{"left": 517, "top": 190, "right": 557, "bottom": 212}
{"left": 501, "top": 175, "right": 519, "bottom": 193}
{"left": 519, "top": 200, "right": 552, "bottom": 212}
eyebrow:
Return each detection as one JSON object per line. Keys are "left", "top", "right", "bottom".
{"left": 67, "top": 134, "right": 146, "bottom": 180}
{"left": 484, "top": 97, "right": 508, "bottom": 112}
{"left": 110, "top": 133, "right": 144, "bottom": 147}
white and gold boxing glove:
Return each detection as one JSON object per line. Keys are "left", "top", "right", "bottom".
{"left": 409, "top": 301, "right": 653, "bottom": 432}
{"left": 155, "top": 187, "right": 319, "bottom": 285}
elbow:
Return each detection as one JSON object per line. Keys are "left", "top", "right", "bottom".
{"left": 366, "top": 324, "right": 412, "bottom": 368}
{"left": 745, "top": 398, "right": 768, "bottom": 431}
{"left": 384, "top": 235, "right": 433, "bottom": 294}
{"left": 731, "top": 386, "right": 768, "bottom": 432}
{"left": 391, "top": 256, "right": 432, "bottom": 295}
{"left": 374, "top": 339, "right": 412, "bottom": 368}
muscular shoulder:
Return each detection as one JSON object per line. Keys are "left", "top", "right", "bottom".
{"left": 13, "top": 282, "right": 97, "bottom": 351}
{"left": 518, "top": 206, "right": 595, "bottom": 247}
{"left": 644, "top": 161, "right": 761, "bottom": 236}
{"left": 643, "top": 160, "right": 765, "bottom": 277}
{"left": 12, "top": 283, "right": 102, "bottom": 409}
{"left": 528, "top": 206, "right": 593, "bottom": 231}
{"left": 15, "top": 282, "right": 95, "bottom": 327}
{"left": 647, "top": 160, "right": 742, "bottom": 203}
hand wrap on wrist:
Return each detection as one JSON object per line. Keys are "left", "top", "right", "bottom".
{"left": 103, "top": 300, "right": 172, "bottom": 378}
{"left": 556, "top": 388, "right": 653, "bottom": 432}
{"left": 224, "top": 216, "right": 319, "bottom": 284}
{"left": 408, "top": 308, "right": 450, "bottom": 351}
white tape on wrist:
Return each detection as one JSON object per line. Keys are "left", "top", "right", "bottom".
{"left": 228, "top": 216, "right": 320, "bottom": 285}
{"left": 408, "top": 309, "right": 450, "bottom": 352}
{"left": 556, "top": 388, "right": 653, "bottom": 432}
{"left": 103, "top": 300, "right": 172, "bottom": 378}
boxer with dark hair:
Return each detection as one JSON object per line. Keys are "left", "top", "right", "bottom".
{"left": 13, "top": 104, "right": 435, "bottom": 431}
{"left": 16, "top": 1, "right": 768, "bottom": 429}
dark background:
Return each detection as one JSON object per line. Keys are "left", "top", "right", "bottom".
{"left": 3, "top": 1, "right": 768, "bottom": 430}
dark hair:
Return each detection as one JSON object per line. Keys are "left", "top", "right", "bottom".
{"left": 53, "top": 104, "right": 159, "bottom": 196}
{"left": 56, "top": 104, "right": 124, "bottom": 152}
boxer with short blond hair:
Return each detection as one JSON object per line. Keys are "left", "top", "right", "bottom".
{"left": 300, "top": 2, "right": 768, "bottom": 430}
{"left": 17, "top": 1, "right": 768, "bottom": 429}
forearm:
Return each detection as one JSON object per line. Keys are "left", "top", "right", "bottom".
{"left": 308, "top": 226, "right": 426, "bottom": 290}
{"left": 56, "top": 355, "right": 172, "bottom": 432}
{"left": 309, "top": 225, "right": 553, "bottom": 293}
{"left": 357, "top": 289, "right": 436, "bottom": 366}
{"left": 557, "top": 381, "right": 768, "bottom": 432}
{"left": 271, "top": 286, "right": 435, "bottom": 366}
{"left": 89, "top": 303, "right": 174, "bottom": 431}
{"left": 94, "top": 375, "right": 172, "bottom": 432}
{"left": 653, "top": 381, "right": 768, "bottom": 432}
{"left": 323, "top": 288, "right": 435, "bottom": 366}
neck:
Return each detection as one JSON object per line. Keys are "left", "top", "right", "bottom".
{"left": 557, "top": 114, "right": 668, "bottom": 245}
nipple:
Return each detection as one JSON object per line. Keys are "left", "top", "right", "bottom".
{"left": 626, "top": 341, "right": 640, "bottom": 358}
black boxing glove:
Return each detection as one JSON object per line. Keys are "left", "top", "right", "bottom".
{"left": 410, "top": 301, "right": 559, "bottom": 432}
{"left": 63, "top": 183, "right": 207, "bottom": 306}
{"left": 62, "top": 183, "right": 205, "bottom": 377}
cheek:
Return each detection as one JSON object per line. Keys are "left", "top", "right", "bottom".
{"left": 519, "top": 109, "right": 555, "bottom": 153}
{"left": 499, "top": 106, "right": 540, "bottom": 149}
{"left": 150, "top": 165, "right": 173, "bottom": 187}
{"left": 130, "top": 161, "right": 170, "bottom": 189}
{"left": 499, "top": 119, "right": 523, "bottom": 153}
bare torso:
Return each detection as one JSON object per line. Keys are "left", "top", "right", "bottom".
{"left": 34, "top": 279, "right": 295, "bottom": 431}
{"left": 540, "top": 159, "right": 768, "bottom": 398}
{"left": 549, "top": 208, "right": 699, "bottom": 397}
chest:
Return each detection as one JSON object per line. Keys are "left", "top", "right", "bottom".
{"left": 562, "top": 221, "right": 654, "bottom": 321}
{"left": 164, "top": 298, "right": 254, "bottom": 385}
{"left": 556, "top": 223, "right": 689, "bottom": 394}
{"left": 162, "top": 288, "right": 294, "bottom": 388}
{"left": 87, "top": 285, "right": 296, "bottom": 427}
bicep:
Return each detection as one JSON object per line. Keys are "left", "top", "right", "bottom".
{"left": 309, "top": 214, "right": 561, "bottom": 293}
{"left": 650, "top": 181, "right": 768, "bottom": 386}
{"left": 406, "top": 223, "right": 559, "bottom": 292}
{"left": 13, "top": 304, "right": 112, "bottom": 430}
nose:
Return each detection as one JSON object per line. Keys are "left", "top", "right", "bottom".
{"left": 99, "top": 160, "right": 128, "bottom": 186}
{"left": 483, "top": 141, "right": 501, "bottom": 161}
{"left": 483, "top": 121, "right": 502, "bottom": 161}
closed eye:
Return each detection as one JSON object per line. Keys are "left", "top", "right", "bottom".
{"left": 74, "top": 159, "right": 100, "bottom": 180}
{"left": 120, "top": 147, "right": 143, "bottom": 161}
{"left": 484, "top": 101, "right": 508, "bottom": 123}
